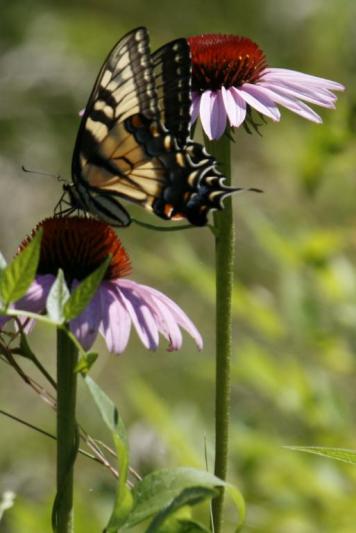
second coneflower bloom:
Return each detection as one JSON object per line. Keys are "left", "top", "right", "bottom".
{"left": 1, "top": 217, "right": 202, "bottom": 353}
{"left": 188, "top": 34, "right": 345, "bottom": 140}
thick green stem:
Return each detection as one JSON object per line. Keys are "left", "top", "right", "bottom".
{"left": 55, "top": 327, "right": 79, "bottom": 533}
{"left": 205, "top": 134, "right": 233, "bottom": 533}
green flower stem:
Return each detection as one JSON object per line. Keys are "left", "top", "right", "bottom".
{"left": 55, "top": 327, "right": 79, "bottom": 533}
{"left": 205, "top": 133, "right": 233, "bottom": 533}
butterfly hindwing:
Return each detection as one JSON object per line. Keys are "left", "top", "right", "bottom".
{"left": 151, "top": 39, "right": 192, "bottom": 147}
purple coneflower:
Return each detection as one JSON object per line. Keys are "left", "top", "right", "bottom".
{"left": 188, "top": 34, "right": 345, "bottom": 140}
{"left": 1, "top": 217, "right": 202, "bottom": 353}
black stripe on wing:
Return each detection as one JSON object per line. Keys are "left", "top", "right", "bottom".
{"left": 72, "top": 27, "right": 158, "bottom": 180}
{"left": 125, "top": 115, "right": 241, "bottom": 226}
{"left": 151, "top": 39, "right": 192, "bottom": 147}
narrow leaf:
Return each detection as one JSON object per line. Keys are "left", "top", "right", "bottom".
{"left": 64, "top": 256, "right": 110, "bottom": 321}
{"left": 285, "top": 445, "right": 356, "bottom": 465}
{"left": 0, "top": 228, "right": 42, "bottom": 306}
{"left": 46, "top": 269, "right": 70, "bottom": 324}
{"left": 84, "top": 376, "right": 133, "bottom": 530}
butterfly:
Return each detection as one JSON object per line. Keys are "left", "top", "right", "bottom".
{"left": 62, "top": 27, "right": 241, "bottom": 227}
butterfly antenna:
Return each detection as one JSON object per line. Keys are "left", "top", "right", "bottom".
{"left": 21, "top": 165, "right": 66, "bottom": 183}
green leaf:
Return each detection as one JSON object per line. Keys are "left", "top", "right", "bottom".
{"left": 64, "top": 256, "right": 110, "bottom": 321}
{"left": 285, "top": 445, "right": 356, "bottom": 465}
{"left": 84, "top": 376, "right": 133, "bottom": 531}
{"left": 146, "top": 486, "right": 217, "bottom": 533}
{"left": 75, "top": 352, "right": 98, "bottom": 374}
{"left": 0, "top": 228, "right": 42, "bottom": 306}
{"left": 46, "top": 269, "right": 70, "bottom": 324}
{"left": 124, "top": 468, "right": 245, "bottom": 531}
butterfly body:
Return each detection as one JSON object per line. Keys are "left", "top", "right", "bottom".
{"left": 66, "top": 27, "right": 239, "bottom": 227}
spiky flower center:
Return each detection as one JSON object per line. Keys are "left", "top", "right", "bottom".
{"left": 188, "top": 34, "right": 267, "bottom": 92}
{"left": 19, "top": 217, "right": 131, "bottom": 282}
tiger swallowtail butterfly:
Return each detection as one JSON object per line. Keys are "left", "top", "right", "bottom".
{"left": 62, "top": 27, "right": 241, "bottom": 227}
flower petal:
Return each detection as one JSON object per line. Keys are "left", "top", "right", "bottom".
{"left": 120, "top": 280, "right": 203, "bottom": 351}
{"left": 190, "top": 92, "right": 201, "bottom": 124}
{"left": 16, "top": 274, "right": 54, "bottom": 313}
{"left": 252, "top": 84, "right": 323, "bottom": 123}
{"left": 15, "top": 274, "right": 55, "bottom": 333}
{"left": 200, "top": 90, "right": 227, "bottom": 140}
{"left": 116, "top": 280, "right": 159, "bottom": 350}
{"left": 259, "top": 80, "right": 336, "bottom": 108}
{"left": 70, "top": 280, "right": 102, "bottom": 350}
{"left": 261, "top": 68, "right": 345, "bottom": 92}
{"left": 221, "top": 86, "right": 246, "bottom": 127}
{"left": 130, "top": 285, "right": 183, "bottom": 350}
{"left": 235, "top": 84, "right": 281, "bottom": 121}
{"left": 99, "top": 282, "right": 131, "bottom": 354}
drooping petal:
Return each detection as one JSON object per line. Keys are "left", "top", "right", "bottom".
{"left": 120, "top": 280, "right": 203, "bottom": 351}
{"left": 117, "top": 280, "right": 159, "bottom": 350}
{"left": 69, "top": 280, "right": 102, "bottom": 350}
{"left": 236, "top": 84, "right": 281, "bottom": 121}
{"left": 260, "top": 68, "right": 345, "bottom": 92}
{"left": 145, "top": 287, "right": 203, "bottom": 351}
{"left": 128, "top": 283, "right": 183, "bottom": 350}
{"left": 143, "top": 292, "right": 183, "bottom": 350}
{"left": 252, "top": 84, "right": 323, "bottom": 123}
{"left": 221, "top": 86, "right": 246, "bottom": 127}
{"left": 99, "top": 282, "right": 131, "bottom": 354}
{"left": 259, "top": 80, "right": 336, "bottom": 108}
{"left": 200, "top": 90, "right": 227, "bottom": 140}
{"left": 190, "top": 92, "right": 201, "bottom": 124}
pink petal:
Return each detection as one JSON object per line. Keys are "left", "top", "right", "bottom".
{"left": 16, "top": 274, "right": 54, "bottom": 313}
{"left": 259, "top": 80, "right": 336, "bottom": 108}
{"left": 15, "top": 274, "right": 55, "bottom": 333}
{"left": 252, "top": 84, "right": 323, "bottom": 123}
{"left": 99, "top": 282, "right": 131, "bottom": 354}
{"left": 199, "top": 90, "right": 227, "bottom": 140}
{"left": 221, "top": 86, "right": 246, "bottom": 127}
{"left": 190, "top": 92, "right": 201, "bottom": 124}
{"left": 236, "top": 85, "right": 281, "bottom": 121}
{"left": 70, "top": 280, "right": 102, "bottom": 350}
{"left": 120, "top": 281, "right": 203, "bottom": 351}
{"left": 137, "top": 288, "right": 183, "bottom": 350}
{"left": 116, "top": 280, "right": 159, "bottom": 350}
{"left": 261, "top": 68, "right": 345, "bottom": 92}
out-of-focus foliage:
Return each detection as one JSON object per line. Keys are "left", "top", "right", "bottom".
{"left": 1, "top": 0, "right": 356, "bottom": 531}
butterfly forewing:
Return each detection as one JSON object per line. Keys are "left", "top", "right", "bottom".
{"left": 72, "top": 27, "right": 158, "bottom": 179}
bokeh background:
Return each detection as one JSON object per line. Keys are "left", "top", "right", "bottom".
{"left": 1, "top": 0, "right": 356, "bottom": 531}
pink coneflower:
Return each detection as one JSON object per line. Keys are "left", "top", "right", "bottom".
{"left": 188, "top": 34, "right": 345, "bottom": 140}
{"left": 1, "top": 217, "right": 202, "bottom": 353}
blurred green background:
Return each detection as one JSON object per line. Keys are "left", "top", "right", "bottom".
{"left": 1, "top": 0, "right": 356, "bottom": 531}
